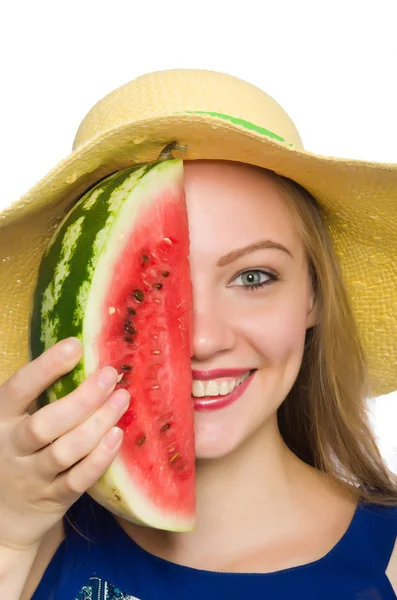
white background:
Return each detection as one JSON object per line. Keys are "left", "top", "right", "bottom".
{"left": 1, "top": 0, "right": 396, "bottom": 471}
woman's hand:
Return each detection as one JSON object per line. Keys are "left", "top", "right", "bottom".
{"left": 0, "top": 337, "right": 129, "bottom": 551}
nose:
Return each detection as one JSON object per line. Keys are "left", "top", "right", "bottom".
{"left": 191, "top": 292, "right": 237, "bottom": 362}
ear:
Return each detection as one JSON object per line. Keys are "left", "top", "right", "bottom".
{"left": 306, "top": 291, "right": 319, "bottom": 328}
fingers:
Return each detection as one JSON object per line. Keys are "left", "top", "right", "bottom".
{"left": 0, "top": 338, "right": 83, "bottom": 419}
{"left": 35, "top": 387, "right": 130, "bottom": 480}
{"left": 52, "top": 426, "right": 124, "bottom": 505}
{"left": 13, "top": 365, "right": 121, "bottom": 456}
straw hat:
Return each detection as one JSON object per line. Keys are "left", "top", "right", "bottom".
{"left": 1, "top": 68, "right": 396, "bottom": 396}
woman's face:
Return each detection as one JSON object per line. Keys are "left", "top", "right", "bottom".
{"left": 185, "top": 161, "right": 317, "bottom": 460}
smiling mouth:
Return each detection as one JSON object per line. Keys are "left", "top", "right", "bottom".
{"left": 192, "top": 370, "right": 256, "bottom": 412}
{"left": 191, "top": 370, "right": 253, "bottom": 398}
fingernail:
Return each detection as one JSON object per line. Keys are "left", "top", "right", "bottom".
{"left": 60, "top": 337, "right": 82, "bottom": 358}
{"left": 109, "top": 389, "right": 130, "bottom": 410}
{"left": 98, "top": 366, "right": 118, "bottom": 389}
{"left": 104, "top": 426, "right": 123, "bottom": 449}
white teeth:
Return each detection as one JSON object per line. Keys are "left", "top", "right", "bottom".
{"left": 192, "top": 380, "right": 205, "bottom": 397}
{"left": 192, "top": 371, "right": 252, "bottom": 398}
{"left": 205, "top": 380, "right": 219, "bottom": 396}
{"left": 219, "top": 381, "right": 229, "bottom": 396}
{"left": 239, "top": 372, "right": 250, "bottom": 385}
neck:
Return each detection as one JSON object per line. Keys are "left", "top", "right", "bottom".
{"left": 115, "top": 416, "right": 338, "bottom": 568}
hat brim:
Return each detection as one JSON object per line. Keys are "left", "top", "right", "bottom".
{"left": 1, "top": 112, "right": 396, "bottom": 395}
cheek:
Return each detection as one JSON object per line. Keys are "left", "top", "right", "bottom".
{"left": 240, "top": 293, "right": 309, "bottom": 366}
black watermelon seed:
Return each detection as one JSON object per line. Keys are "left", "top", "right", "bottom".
{"left": 121, "top": 364, "right": 132, "bottom": 371}
{"left": 137, "top": 435, "right": 146, "bottom": 447}
{"left": 124, "top": 336, "right": 134, "bottom": 343}
{"left": 162, "top": 271, "right": 170, "bottom": 277}
{"left": 153, "top": 283, "right": 163, "bottom": 290}
{"left": 133, "top": 289, "right": 145, "bottom": 302}
{"left": 142, "top": 254, "right": 149, "bottom": 263}
{"left": 124, "top": 324, "right": 137, "bottom": 335}
{"left": 161, "top": 423, "right": 171, "bottom": 432}
{"left": 127, "top": 307, "right": 136, "bottom": 315}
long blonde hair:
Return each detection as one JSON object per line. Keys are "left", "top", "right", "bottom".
{"left": 265, "top": 169, "right": 397, "bottom": 506}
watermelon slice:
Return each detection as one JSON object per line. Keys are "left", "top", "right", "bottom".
{"left": 29, "top": 159, "right": 195, "bottom": 531}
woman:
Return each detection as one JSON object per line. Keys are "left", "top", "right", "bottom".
{"left": 0, "top": 69, "right": 396, "bottom": 599}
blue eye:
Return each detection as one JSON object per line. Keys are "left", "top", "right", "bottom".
{"left": 230, "top": 269, "right": 278, "bottom": 291}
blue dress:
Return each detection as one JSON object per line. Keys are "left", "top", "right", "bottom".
{"left": 32, "top": 493, "right": 397, "bottom": 599}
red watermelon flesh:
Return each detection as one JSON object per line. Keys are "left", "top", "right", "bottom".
{"left": 95, "top": 169, "right": 195, "bottom": 528}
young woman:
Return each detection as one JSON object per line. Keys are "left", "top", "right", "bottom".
{"left": 0, "top": 69, "right": 396, "bottom": 599}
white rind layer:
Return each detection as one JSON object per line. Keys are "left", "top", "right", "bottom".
{"left": 88, "top": 454, "right": 195, "bottom": 531}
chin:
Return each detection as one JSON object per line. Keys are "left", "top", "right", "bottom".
{"left": 192, "top": 395, "right": 252, "bottom": 459}
{"left": 193, "top": 406, "right": 263, "bottom": 462}
{"left": 194, "top": 429, "right": 241, "bottom": 461}
{"left": 194, "top": 409, "right": 281, "bottom": 461}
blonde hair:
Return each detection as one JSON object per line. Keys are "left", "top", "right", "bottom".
{"left": 266, "top": 169, "right": 397, "bottom": 506}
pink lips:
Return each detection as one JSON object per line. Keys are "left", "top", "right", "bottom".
{"left": 193, "top": 370, "right": 255, "bottom": 412}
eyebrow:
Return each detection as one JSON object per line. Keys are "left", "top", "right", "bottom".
{"left": 217, "top": 240, "right": 293, "bottom": 267}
